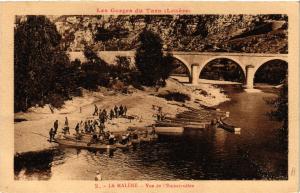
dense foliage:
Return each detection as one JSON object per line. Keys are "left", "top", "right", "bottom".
{"left": 135, "top": 30, "right": 173, "bottom": 86}
{"left": 14, "top": 16, "right": 80, "bottom": 111}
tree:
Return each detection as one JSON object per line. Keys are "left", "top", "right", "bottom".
{"left": 94, "top": 26, "right": 129, "bottom": 51}
{"left": 161, "top": 52, "right": 175, "bottom": 82}
{"left": 79, "top": 45, "right": 110, "bottom": 89}
{"left": 83, "top": 45, "right": 99, "bottom": 62}
{"left": 14, "top": 16, "right": 78, "bottom": 111}
{"left": 135, "top": 30, "right": 164, "bottom": 86}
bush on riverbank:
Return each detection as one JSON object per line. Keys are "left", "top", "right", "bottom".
{"left": 158, "top": 92, "right": 191, "bottom": 103}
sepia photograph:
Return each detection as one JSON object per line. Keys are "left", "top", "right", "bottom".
{"left": 13, "top": 14, "right": 289, "bottom": 181}
{"left": 0, "top": 2, "right": 299, "bottom": 193}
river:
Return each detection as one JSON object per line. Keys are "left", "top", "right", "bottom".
{"left": 14, "top": 85, "right": 288, "bottom": 180}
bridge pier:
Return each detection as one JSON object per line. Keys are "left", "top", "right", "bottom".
{"left": 245, "top": 65, "right": 255, "bottom": 89}
{"left": 191, "top": 63, "right": 200, "bottom": 85}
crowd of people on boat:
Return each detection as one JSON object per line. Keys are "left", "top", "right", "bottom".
{"left": 48, "top": 104, "right": 156, "bottom": 146}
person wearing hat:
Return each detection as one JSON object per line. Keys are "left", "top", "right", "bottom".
{"left": 95, "top": 170, "right": 102, "bottom": 181}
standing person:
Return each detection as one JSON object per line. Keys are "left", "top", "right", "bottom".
{"left": 119, "top": 105, "right": 124, "bottom": 116}
{"left": 90, "top": 124, "right": 95, "bottom": 133}
{"left": 124, "top": 106, "right": 127, "bottom": 116}
{"left": 102, "top": 109, "right": 108, "bottom": 121}
{"left": 64, "top": 117, "right": 69, "bottom": 127}
{"left": 49, "top": 128, "right": 55, "bottom": 142}
{"left": 121, "top": 134, "right": 127, "bottom": 145}
{"left": 53, "top": 120, "right": 59, "bottom": 137}
{"left": 93, "top": 104, "right": 98, "bottom": 116}
{"left": 95, "top": 171, "right": 102, "bottom": 181}
{"left": 110, "top": 109, "right": 114, "bottom": 120}
{"left": 99, "top": 111, "right": 103, "bottom": 123}
{"left": 100, "top": 112, "right": 106, "bottom": 126}
{"left": 150, "top": 124, "right": 156, "bottom": 135}
{"left": 156, "top": 113, "right": 161, "bottom": 121}
{"left": 87, "top": 121, "right": 92, "bottom": 133}
{"left": 158, "top": 106, "right": 162, "bottom": 114}
{"left": 114, "top": 105, "right": 118, "bottom": 118}
{"left": 100, "top": 122, "right": 106, "bottom": 134}
{"left": 84, "top": 121, "right": 88, "bottom": 133}
{"left": 98, "top": 134, "right": 104, "bottom": 143}
{"left": 64, "top": 117, "right": 70, "bottom": 134}
{"left": 108, "top": 132, "right": 115, "bottom": 145}
{"left": 99, "top": 122, "right": 105, "bottom": 135}
{"left": 80, "top": 120, "right": 84, "bottom": 128}
{"left": 93, "top": 119, "right": 98, "bottom": 127}
{"left": 74, "top": 123, "right": 80, "bottom": 135}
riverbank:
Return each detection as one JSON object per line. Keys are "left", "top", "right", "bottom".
{"left": 14, "top": 78, "right": 229, "bottom": 155}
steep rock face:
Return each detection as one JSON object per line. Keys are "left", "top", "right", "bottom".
{"left": 46, "top": 15, "right": 287, "bottom": 53}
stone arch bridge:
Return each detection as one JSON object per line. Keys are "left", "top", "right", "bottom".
{"left": 68, "top": 51, "right": 288, "bottom": 89}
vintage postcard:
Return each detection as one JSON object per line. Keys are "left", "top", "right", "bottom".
{"left": 0, "top": 2, "right": 299, "bottom": 193}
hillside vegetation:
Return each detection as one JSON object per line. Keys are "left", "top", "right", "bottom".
{"left": 42, "top": 14, "right": 288, "bottom": 53}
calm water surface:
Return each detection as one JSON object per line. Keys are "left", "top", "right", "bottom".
{"left": 15, "top": 85, "right": 287, "bottom": 180}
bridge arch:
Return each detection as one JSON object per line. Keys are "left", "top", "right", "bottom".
{"left": 199, "top": 57, "right": 246, "bottom": 83}
{"left": 254, "top": 58, "right": 288, "bottom": 85}
{"left": 171, "top": 55, "right": 191, "bottom": 75}
{"left": 253, "top": 58, "right": 288, "bottom": 75}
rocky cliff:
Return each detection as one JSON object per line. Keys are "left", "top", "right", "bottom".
{"left": 47, "top": 14, "right": 287, "bottom": 54}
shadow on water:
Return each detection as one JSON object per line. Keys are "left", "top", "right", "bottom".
{"left": 14, "top": 149, "right": 62, "bottom": 180}
{"left": 14, "top": 147, "right": 116, "bottom": 180}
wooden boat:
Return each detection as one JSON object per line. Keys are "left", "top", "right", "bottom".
{"left": 65, "top": 135, "right": 84, "bottom": 141}
{"left": 64, "top": 134, "right": 93, "bottom": 143}
{"left": 55, "top": 138, "right": 116, "bottom": 150}
{"left": 159, "top": 119, "right": 211, "bottom": 126}
{"left": 218, "top": 120, "right": 241, "bottom": 133}
{"left": 128, "top": 126, "right": 184, "bottom": 134}
{"left": 152, "top": 127, "right": 184, "bottom": 133}
{"left": 155, "top": 121, "right": 209, "bottom": 128}
{"left": 62, "top": 135, "right": 133, "bottom": 149}
{"left": 115, "top": 143, "right": 128, "bottom": 148}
